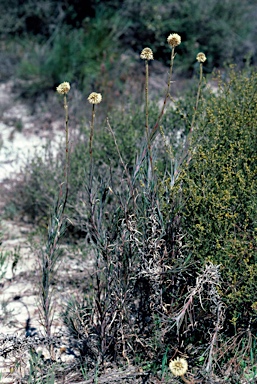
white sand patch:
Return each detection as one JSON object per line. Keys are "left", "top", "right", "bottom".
{"left": 0, "top": 81, "right": 67, "bottom": 183}
{"left": 0, "top": 123, "right": 50, "bottom": 182}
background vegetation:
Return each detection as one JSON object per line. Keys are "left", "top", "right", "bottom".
{"left": 0, "top": 0, "right": 257, "bottom": 92}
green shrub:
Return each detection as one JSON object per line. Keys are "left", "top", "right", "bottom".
{"left": 165, "top": 67, "right": 257, "bottom": 332}
{"left": 17, "top": 8, "right": 125, "bottom": 96}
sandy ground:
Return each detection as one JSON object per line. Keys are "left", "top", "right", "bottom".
{"left": 0, "top": 82, "right": 66, "bottom": 183}
{"left": 0, "top": 214, "right": 96, "bottom": 383}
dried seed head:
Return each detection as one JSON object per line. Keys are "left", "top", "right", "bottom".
{"left": 169, "top": 357, "right": 188, "bottom": 377}
{"left": 56, "top": 82, "right": 70, "bottom": 95}
{"left": 140, "top": 47, "right": 154, "bottom": 60}
{"left": 87, "top": 92, "right": 102, "bottom": 104}
{"left": 196, "top": 52, "right": 207, "bottom": 63}
{"left": 167, "top": 33, "right": 181, "bottom": 48}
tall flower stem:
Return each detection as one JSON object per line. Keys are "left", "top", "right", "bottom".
{"left": 39, "top": 82, "right": 70, "bottom": 356}
{"left": 89, "top": 103, "right": 95, "bottom": 193}
{"left": 182, "top": 55, "right": 206, "bottom": 162}
{"left": 87, "top": 92, "right": 102, "bottom": 203}
{"left": 190, "top": 61, "right": 204, "bottom": 133}
{"left": 150, "top": 47, "right": 175, "bottom": 142}
{"left": 134, "top": 45, "right": 177, "bottom": 180}
{"left": 55, "top": 81, "right": 70, "bottom": 211}
{"left": 181, "top": 375, "right": 192, "bottom": 384}
{"left": 144, "top": 58, "right": 153, "bottom": 177}
{"left": 176, "top": 53, "right": 206, "bottom": 173}
{"left": 64, "top": 94, "right": 69, "bottom": 206}
{"left": 86, "top": 92, "right": 102, "bottom": 251}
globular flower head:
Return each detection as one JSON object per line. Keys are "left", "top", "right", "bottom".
{"left": 167, "top": 33, "right": 181, "bottom": 48}
{"left": 196, "top": 52, "right": 207, "bottom": 63}
{"left": 140, "top": 47, "right": 154, "bottom": 60}
{"left": 56, "top": 82, "right": 70, "bottom": 95}
{"left": 87, "top": 92, "right": 102, "bottom": 105}
{"left": 169, "top": 357, "right": 188, "bottom": 377}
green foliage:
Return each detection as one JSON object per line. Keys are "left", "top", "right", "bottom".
{"left": 0, "top": 224, "right": 9, "bottom": 280}
{"left": 9, "top": 146, "right": 62, "bottom": 222}
{"left": 0, "top": 250, "right": 8, "bottom": 280}
{"left": 1, "top": 0, "right": 256, "bottom": 89}
{"left": 7, "top": 94, "right": 191, "bottom": 226}
{"left": 117, "top": 0, "right": 257, "bottom": 72}
{"left": 27, "top": 349, "right": 55, "bottom": 383}
{"left": 93, "top": 104, "right": 145, "bottom": 169}
{"left": 17, "top": 9, "right": 125, "bottom": 95}
{"left": 166, "top": 67, "right": 257, "bottom": 330}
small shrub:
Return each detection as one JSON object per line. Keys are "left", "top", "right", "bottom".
{"left": 165, "top": 67, "right": 257, "bottom": 334}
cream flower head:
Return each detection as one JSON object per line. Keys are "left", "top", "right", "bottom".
{"left": 169, "top": 357, "right": 188, "bottom": 377}
{"left": 87, "top": 92, "right": 102, "bottom": 105}
{"left": 56, "top": 82, "right": 70, "bottom": 95}
{"left": 140, "top": 47, "right": 154, "bottom": 60}
{"left": 196, "top": 52, "right": 207, "bottom": 63}
{"left": 167, "top": 33, "right": 181, "bottom": 48}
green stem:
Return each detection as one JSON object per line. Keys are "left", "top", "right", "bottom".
{"left": 150, "top": 47, "right": 175, "bottom": 142}
{"left": 145, "top": 60, "right": 149, "bottom": 144}
{"left": 181, "top": 374, "right": 192, "bottom": 384}
{"left": 64, "top": 96, "right": 69, "bottom": 183}
{"left": 89, "top": 104, "right": 95, "bottom": 192}
{"left": 133, "top": 48, "right": 176, "bottom": 180}
{"left": 190, "top": 62, "right": 203, "bottom": 133}
{"left": 145, "top": 59, "right": 153, "bottom": 177}
{"left": 41, "top": 92, "right": 70, "bottom": 345}
{"left": 176, "top": 62, "right": 205, "bottom": 173}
